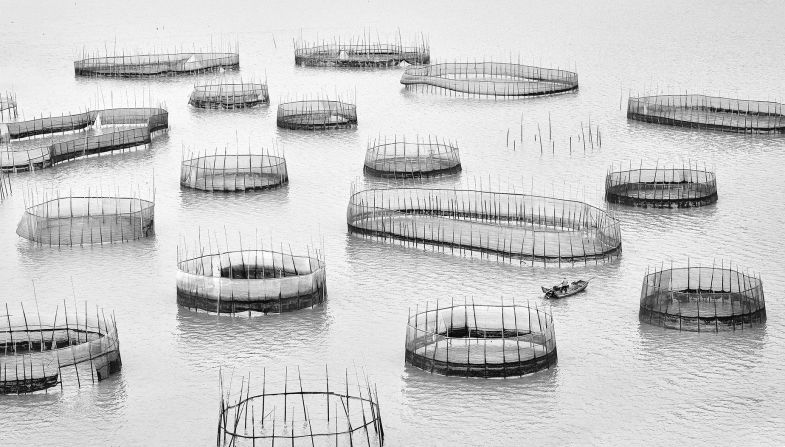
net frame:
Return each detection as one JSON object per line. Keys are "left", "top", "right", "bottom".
{"left": 295, "top": 38, "right": 429, "bottom": 67}
{"left": 605, "top": 161, "right": 717, "bottom": 208}
{"left": 0, "top": 172, "right": 10, "bottom": 201}
{"left": 277, "top": 100, "right": 357, "bottom": 130}
{"left": 405, "top": 299, "right": 557, "bottom": 378}
{"left": 189, "top": 82, "right": 270, "bottom": 109}
{"left": 180, "top": 149, "right": 288, "bottom": 192}
{"left": 0, "top": 92, "right": 17, "bottom": 120}
{"left": 627, "top": 94, "right": 785, "bottom": 133}
{"left": 363, "top": 135, "right": 461, "bottom": 178}
{"left": 74, "top": 51, "right": 240, "bottom": 77}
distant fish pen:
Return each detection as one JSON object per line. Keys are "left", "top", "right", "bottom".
{"left": 363, "top": 135, "right": 461, "bottom": 178}
{"left": 627, "top": 94, "right": 785, "bottom": 133}
{"left": 0, "top": 93, "right": 17, "bottom": 120}
{"left": 346, "top": 187, "right": 622, "bottom": 266}
{"left": 406, "top": 300, "right": 556, "bottom": 378}
{"left": 640, "top": 262, "right": 766, "bottom": 332}
{"left": 0, "top": 302, "right": 121, "bottom": 394}
{"left": 605, "top": 162, "right": 717, "bottom": 208}
{"left": 400, "top": 62, "right": 578, "bottom": 98}
{"left": 277, "top": 100, "right": 357, "bottom": 130}
{"left": 295, "top": 37, "right": 429, "bottom": 67}
{"left": 218, "top": 368, "right": 383, "bottom": 446}
{"left": 0, "top": 107, "right": 168, "bottom": 172}
{"left": 74, "top": 49, "right": 239, "bottom": 77}
{"left": 180, "top": 149, "right": 288, "bottom": 192}
{"left": 177, "top": 239, "right": 326, "bottom": 314}
{"left": 16, "top": 189, "right": 155, "bottom": 246}
{"left": 189, "top": 82, "right": 269, "bottom": 109}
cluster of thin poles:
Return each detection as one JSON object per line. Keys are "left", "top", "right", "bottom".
{"left": 503, "top": 112, "right": 602, "bottom": 156}
{"left": 363, "top": 135, "right": 460, "bottom": 178}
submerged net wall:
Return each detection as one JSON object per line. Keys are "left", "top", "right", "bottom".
{"left": 0, "top": 107, "right": 168, "bottom": 172}
{"left": 405, "top": 300, "right": 556, "bottom": 378}
{"left": 400, "top": 62, "right": 578, "bottom": 98}
{"left": 177, "top": 242, "right": 326, "bottom": 314}
{"left": 180, "top": 150, "right": 288, "bottom": 191}
{"left": 639, "top": 263, "right": 766, "bottom": 332}
{"left": 189, "top": 82, "right": 269, "bottom": 109}
{"left": 0, "top": 172, "right": 10, "bottom": 201}
{"left": 0, "top": 302, "right": 121, "bottom": 394}
{"left": 277, "top": 100, "right": 357, "bottom": 130}
{"left": 363, "top": 136, "right": 461, "bottom": 178}
{"left": 627, "top": 95, "right": 785, "bottom": 133}
{"left": 605, "top": 164, "right": 717, "bottom": 208}
{"left": 346, "top": 187, "right": 622, "bottom": 266}
{"left": 74, "top": 52, "right": 239, "bottom": 77}
{"left": 16, "top": 192, "right": 155, "bottom": 246}
{"left": 0, "top": 93, "right": 17, "bottom": 120}
{"left": 218, "top": 368, "right": 383, "bottom": 446}
{"left": 295, "top": 40, "right": 429, "bottom": 67}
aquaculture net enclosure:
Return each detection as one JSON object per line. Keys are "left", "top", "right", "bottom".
{"left": 74, "top": 51, "right": 239, "bottom": 77}
{"left": 0, "top": 302, "right": 121, "bottom": 394}
{"left": 180, "top": 149, "right": 288, "bottom": 192}
{"left": 218, "top": 368, "right": 383, "bottom": 446}
{"left": 605, "top": 163, "right": 717, "bottom": 208}
{"left": 639, "top": 262, "right": 766, "bottom": 332}
{"left": 346, "top": 187, "right": 622, "bottom": 266}
{"left": 177, "top": 239, "right": 326, "bottom": 314}
{"left": 405, "top": 300, "right": 556, "bottom": 378}
{"left": 189, "top": 82, "right": 269, "bottom": 109}
{"left": 295, "top": 38, "right": 429, "bottom": 67}
{"left": 363, "top": 136, "right": 461, "bottom": 178}
{"left": 0, "top": 92, "right": 17, "bottom": 120}
{"left": 277, "top": 100, "right": 357, "bottom": 130}
{"left": 400, "top": 62, "right": 578, "bottom": 98}
{"left": 627, "top": 94, "right": 785, "bottom": 133}
{"left": 16, "top": 189, "right": 155, "bottom": 246}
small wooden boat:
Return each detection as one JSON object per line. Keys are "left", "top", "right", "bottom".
{"left": 542, "top": 280, "right": 589, "bottom": 299}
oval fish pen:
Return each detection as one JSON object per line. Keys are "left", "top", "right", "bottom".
{"left": 176, "top": 240, "right": 326, "bottom": 314}
{"left": 0, "top": 302, "right": 121, "bottom": 394}
{"left": 346, "top": 186, "right": 622, "bottom": 266}
{"left": 188, "top": 82, "right": 269, "bottom": 109}
{"left": 277, "top": 100, "right": 357, "bottom": 130}
{"left": 363, "top": 136, "right": 461, "bottom": 178}
{"left": 218, "top": 368, "right": 384, "bottom": 446}
{"left": 605, "top": 163, "right": 717, "bottom": 208}
{"left": 400, "top": 62, "right": 578, "bottom": 98}
{"left": 295, "top": 39, "right": 429, "bottom": 67}
{"left": 0, "top": 107, "right": 168, "bottom": 172}
{"left": 639, "top": 262, "right": 766, "bottom": 332}
{"left": 16, "top": 190, "right": 155, "bottom": 246}
{"left": 405, "top": 300, "right": 556, "bottom": 378}
{"left": 0, "top": 92, "right": 17, "bottom": 120}
{"left": 180, "top": 149, "right": 288, "bottom": 192}
{"left": 74, "top": 51, "right": 239, "bottom": 77}
{"left": 627, "top": 94, "right": 785, "bottom": 133}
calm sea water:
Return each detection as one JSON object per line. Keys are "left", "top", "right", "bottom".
{"left": 1, "top": 1, "right": 784, "bottom": 445}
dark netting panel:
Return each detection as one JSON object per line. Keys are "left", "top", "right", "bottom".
{"left": 16, "top": 194, "right": 155, "bottom": 246}
{"left": 627, "top": 95, "right": 785, "bottom": 133}
{"left": 277, "top": 100, "right": 357, "bottom": 130}
{"left": 180, "top": 152, "right": 288, "bottom": 191}
{"left": 0, "top": 302, "right": 121, "bottom": 394}
{"left": 605, "top": 165, "right": 717, "bottom": 208}
{"left": 74, "top": 52, "right": 239, "bottom": 77}
{"left": 346, "top": 187, "right": 622, "bottom": 266}
{"left": 363, "top": 136, "right": 461, "bottom": 178}
{"left": 0, "top": 172, "right": 10, "bottom": 201}
{"left": 405, "top": 300, "right": 556, "bottom": 378}
{"left": 400, "top": 62, "right": 578, "bottom": 98}
{"left": 177, "top": 244, "right": 326, "bottom": 314}
{"left": 219, "top": 369, "right": 384, "bottom": 446}
{"left": 639, "top": 264, "right": 766, "bottom": 332}
{"left": 295, "top": 41, "right": 429, "bottom": 67}
{"left": 188, "top": 82, "right": 269, "bottom": 109}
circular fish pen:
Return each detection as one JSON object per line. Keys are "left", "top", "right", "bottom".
{"left": 188, "top": 82, "right": 269, "bottom": 109}
{"left": 0, "top": 302, "right": 121, "bottom": 394}
{"left": 176, "top": 240, "right": 326, "bottom": 314}
{"left": 74, "top": 51, "right": 239, "bottom": 77}
{"left": 639, "top": 262, "right": 766, "bottom": 332}
{"left": 363, "top": 136, "right": 461, "bottom": 178}
{"left": 400, "top": 62, "right": 578, "bottom": 98}
{"left": 295, "top": 40, "right": 429, "bottom": 67}
{"left": 627, "top": 94, "right": 785, "bottom": 133}
{"left": 405, "top": 300, "right": 556, "bottom": 378}
{"left": 277, "top": 100, "right": 357, "bottom": 130}
{"left": 346, "top": 187, "right": 622, "bottom": 266}
{"left": 605, "top": 163, "right": 717, "bottom": 208}
{"left": 180, "top": 150, "right": 288, "bottom": 192}
{"left": 218, "top": 368, "right": 384, "bottom": 446}
{"left": 16, "top": 190, "right": 155, "bottom": 246}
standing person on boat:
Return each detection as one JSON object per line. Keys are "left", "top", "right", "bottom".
{"left": 559, "top": 278, "right": 569, "bottom": 292}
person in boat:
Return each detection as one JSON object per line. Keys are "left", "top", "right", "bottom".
{"left": 558, "top": 278, "right": 569, "bottom": 293}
